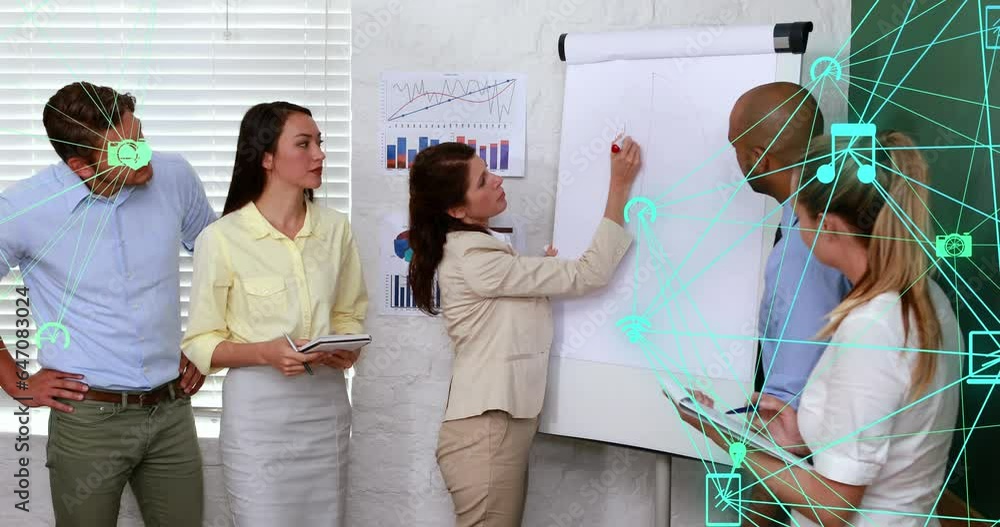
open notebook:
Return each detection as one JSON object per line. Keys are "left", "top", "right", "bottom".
{"left": 298, "top": 334, "right": 372, "bottom": 354}
{"left": 662, "top": 388, "right": 808, "bottom": 468}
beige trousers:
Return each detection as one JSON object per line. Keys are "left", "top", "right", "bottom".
{"left": 436, "top": 410, "right": 539, "bottom": 527}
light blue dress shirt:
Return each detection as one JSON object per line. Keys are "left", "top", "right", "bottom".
{"left": 0, "top": 152, "right": 216, "bottom": 390}
{"left": 758, "top": 204, "right": 853, "bottom": 408}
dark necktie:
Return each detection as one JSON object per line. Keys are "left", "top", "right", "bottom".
{"left": 755, "top": 220, "right": 785, "bottom": 393}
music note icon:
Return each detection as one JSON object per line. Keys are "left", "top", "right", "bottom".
{"left": 817, "top": 123, "right": 877, "bottom": 185}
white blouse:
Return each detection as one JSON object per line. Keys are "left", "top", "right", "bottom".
{"left": 793, "top": 282, "right": 961, "bottom": 527}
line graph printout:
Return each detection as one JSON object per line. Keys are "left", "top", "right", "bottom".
{"left": 379, "top": 72, "right": 527, "bottom": 177}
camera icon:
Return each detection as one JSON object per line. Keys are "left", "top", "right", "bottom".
{"left": 935, "top": 233, "right": 972, "bottom": 258}
{"left": 107, "top": 139, "right": 152, "bottom": 170}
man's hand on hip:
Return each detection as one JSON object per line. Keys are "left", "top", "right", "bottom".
{"left": 6, "top": 369, "right": 89, "bottom": 413}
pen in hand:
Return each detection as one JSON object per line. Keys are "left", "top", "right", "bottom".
{"left": 283, "top": 332, "right": 313, "bottom": 376}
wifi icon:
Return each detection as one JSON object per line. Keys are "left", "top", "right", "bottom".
{"left": 616, "top": 315, "right": 652, "bottom": 343}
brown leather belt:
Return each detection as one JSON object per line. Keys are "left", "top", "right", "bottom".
{"left": 82, "top": 381, "right": 182, "bottom": 406}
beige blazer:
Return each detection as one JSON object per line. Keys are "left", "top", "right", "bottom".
{"left": 438, "top": 218, "right": 633, "bottom": 421}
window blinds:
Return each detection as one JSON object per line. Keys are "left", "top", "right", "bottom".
{"left": 0, "top": 0, "right": 351, "bottom": 408}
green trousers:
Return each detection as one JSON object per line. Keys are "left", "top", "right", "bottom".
{"left": 45, "top": 395, "right": 204, "bottom": 526}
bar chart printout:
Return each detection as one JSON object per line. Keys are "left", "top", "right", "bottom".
{"left": 385, "top": 136, "right": 443, "bottom": 169}
{"left": 379, "top": 71, "right": 527, "bottom": 177}
{"left": 379, "top": 212, "right": 441, "bottom": 316}
{"left": 385, "top": 273, "right": 440, "bottom": 310}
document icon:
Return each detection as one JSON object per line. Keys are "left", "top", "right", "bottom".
{"left": 987, "top": 6, "right": 1000, "bottom": 50}
{"left": 706, "top": 473, "right": 742, "bottom": 526}
{"left": 817, "top": 123, "right": 877, "bottom": 185}
{"left": 968, "top": 331, "right": 1000, "bottom": 385}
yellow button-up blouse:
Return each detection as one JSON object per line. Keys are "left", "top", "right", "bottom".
{"left": 181, "top": 201, "right": 368, "bottom": 375}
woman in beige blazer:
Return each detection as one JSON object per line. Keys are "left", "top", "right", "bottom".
{"left": 406, "top": 137, "right": 641, "bottom": 527}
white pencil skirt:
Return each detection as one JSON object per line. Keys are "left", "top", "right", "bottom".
{"left": 220, "top": 364, "right": 350, "bottom": 527}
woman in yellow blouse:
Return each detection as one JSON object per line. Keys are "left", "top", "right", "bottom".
{"left": 407, "top": 137, "right": 641, "bottom": 527}
{"left": 181, "top": 102, "right": 367, "bottom": 527}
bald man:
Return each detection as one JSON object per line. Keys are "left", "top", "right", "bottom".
{"left": 728, "top": 82, "right": 852, "bottom": 408}
{"left": 727, "top": 81, "right": 852, "bottom": 526}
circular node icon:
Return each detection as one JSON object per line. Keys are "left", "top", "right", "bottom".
{"left": 624, "top": 197, "right": 657, "bottom": 225}
{"left": 856, "top": 163, "right": 876, "bottom": 184}
{"left": 943, "top": 234, "right": 970, "bottom": 257}
{"left": 35, "top": 322, "right": 71, "bottom": 350}
{"left": 946, "top": 237, "right": 967, "bottom": 256}
{"left": 809, "top": 56, "right": 843, "bottom": 82}
{"left": 615, "top": 315, "right": 651, "bottom": 344}
{"left": 816, "top": 163, "right": 836, "bottom": 184}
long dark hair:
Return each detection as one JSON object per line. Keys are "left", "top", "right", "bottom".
{"left": 223, "top": 101, "right": 315, "bottom": 216}
{"left": 408, "top": 142, "right": 487, "bottom": 315}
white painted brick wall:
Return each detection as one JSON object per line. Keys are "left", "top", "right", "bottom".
{"left": 349, "top": 1, "right": 850, "bottom": 527}
{"left": 0, "top": 1, "right": 850, "bottom": 526}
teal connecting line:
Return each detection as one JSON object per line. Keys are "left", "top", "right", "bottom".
{"left": 642, "top": 87, "right": 823, "bottom": 321}
{"left": 621, "top": 4, "right": 1000, "bottom": 524}
{"left": 637, "top": 220, "right": 767, "bottom": 442}
{"left": 867, "top": 1, "right": 969, "bottom": 121}
{"left": 644, "top": 164, "right": 972, "bottom": 527}
{"left": 977, "top": 0, "right": 1000, "bottom": 282}
{"left": 956, "top": 45, "right": 996, "bottom": 230}
{"left": 843, "top": 0, "right": 951, "bottom": 67}
{"left": 54, "top": 90, "right": 133, "bottom": 315}
{"left": 0, "top": 4, "right": 163, "bottom": 331}
{"left": 860, "top": 0, "right": 917, "bottom": 118}
{"left": 650, "top": 75, "right": 827, "bottom": 207}
{"left": 0, "top": 163, "right": 120, "bottom": 307}
{"left": 4, "top": 2, "right": 1000, "bottom": 526}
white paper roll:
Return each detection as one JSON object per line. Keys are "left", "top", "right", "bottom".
{"left": 561, "top": 26, "right": 777, "bottom": 65}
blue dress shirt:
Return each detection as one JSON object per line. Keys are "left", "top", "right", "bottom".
{"left": 0, "top": 152, "right": 216, "bottom": 390}
{"left": 758, "top": 204, "right": 853, "bottom": 408}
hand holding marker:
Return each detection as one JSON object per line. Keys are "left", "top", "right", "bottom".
{"left": 543, "top": 124, "right": 628, "bottom": 257}
{"left": 611, "top": 124, "right": 627, "bottom": 153}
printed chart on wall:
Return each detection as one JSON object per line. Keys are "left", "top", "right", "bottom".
{"left": 379, "top": 72, "right": 527, "bottom": 177}
{"left": 378, "top": 212, "right": 438, "bottom": 316}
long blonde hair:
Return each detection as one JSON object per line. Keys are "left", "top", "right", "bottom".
{"left": 798, "top": 130, "right": 941, "bottom": 398}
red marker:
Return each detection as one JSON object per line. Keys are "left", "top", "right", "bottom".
{"left": 611, "top": 128, "right": 626, "bottom": 153}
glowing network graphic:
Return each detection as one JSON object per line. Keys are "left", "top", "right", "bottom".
{"left": 0, "top": 2, "right": 997, "bottom": 527}
{"left": 608, "top": 4, "right": 1000, "bottom": 525}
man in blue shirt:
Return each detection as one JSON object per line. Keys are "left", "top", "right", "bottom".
{"left": 0, "top": 82, "right": 215, "bottom": 525}
{"left": 728, "top": 81, "right": 852, "bottom": 407}
{"left": 728, "top": 82, "right": 852, "bottom": 524}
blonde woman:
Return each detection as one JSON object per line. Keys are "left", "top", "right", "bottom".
{"left": 679, "top": 131, "right": 961, "bottom": 526}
